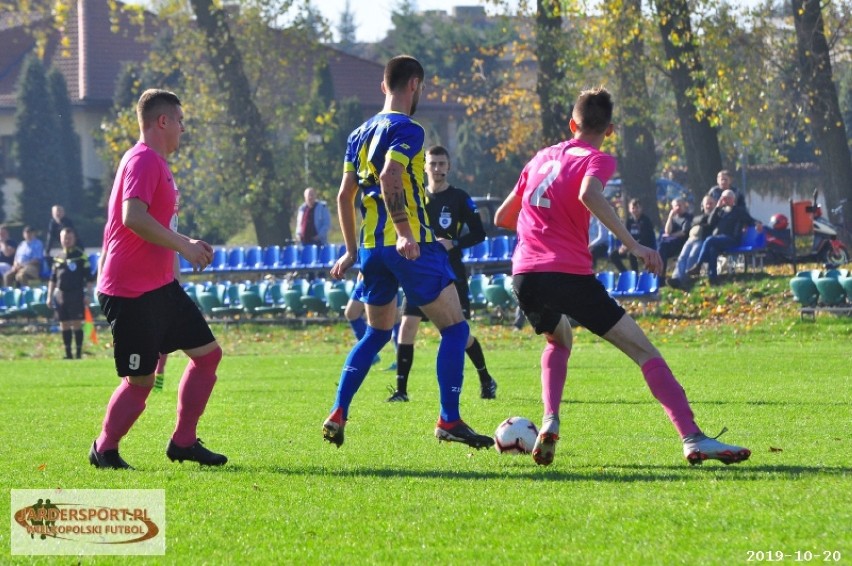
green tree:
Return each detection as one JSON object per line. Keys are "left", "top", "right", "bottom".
{"left": 606, "top": 0, "right": 659, "bottom": 223}
{"left": 792, "top": 0, "right": 852, "bottom": 228}
{"left": 14, "top": 55, "right": 64, "bottom": 228}
{"left": 535, "top": 0, "right": 571, "bottom": 146}
{"left": 47, "top": 67, "right": 84, "bottom": 220}
{"left": 653, "top": 0, "right": 722, "bottom": 203}
{"left": 187, "top": 0, "right": 289, "bottom": 246}
{"left": 337, "top": 0, "right": 357, "bottom": 47}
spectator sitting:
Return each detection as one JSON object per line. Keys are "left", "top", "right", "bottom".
{"left": 669, "top": 195, "right": 716, "bottom": 288}
{"left": 609, "top": 198, "right": 656, "bottom": 272}
{"left": 658, "top": 198, "right": 693, "bottom": 285}
{"left": 0, "top": 224, "right": 17, "bottom": 249}
{"left": 296, "top": 187, "right": 331, "bottom": 246}
{"left": 45, "top": 204, "right": 76, "bottom": 257}
{"left": 0, "top": 239, "right": 15, "bottom": 278}
{"left": 707, "top": 169, "right": 745, "bottom": 208}
{"left": 685, "top": 190, "right": 757, "bottom": 284}
{"left": 4, "top": 226, "right": 45, "bottom": 287}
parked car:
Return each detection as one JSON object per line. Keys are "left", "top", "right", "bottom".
{"left": 604, "top": 178, "right": 693, "bottom": 207}
{"left": 472, "top": 196, "right": 510, "bottom": 237}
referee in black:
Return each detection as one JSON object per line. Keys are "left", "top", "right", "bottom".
{"left": 47, "top": 227, "right": 93, "bottom": 359}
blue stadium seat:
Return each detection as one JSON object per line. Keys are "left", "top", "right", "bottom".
{"left": 299, "top": 245, "right": 318, "bottom": 268}
{"left": 488, "top": 235, "right": 511, "bottom": 261}
{"left": 178, "top": 254, "right": 192, "bottom": 273}
{"left": 466, "top": 239, "right": 490, "bottom": 263}
{"left": 244, "top": 246, "right": 263, "bottom": 270}
{"left": 595, "top": 271, "right": 615, "bottom": 293}
{"left": 88, "top": 252, "right": 101, "bottom": 277}
{"left": 210, "top": 248, "right": 228, "bottom": 271}
{"left": 611, "top": 270, "right": 637, "bottom": 297}
{"left": 228, "top": 247, "right": 246, "bottom": 270}
{"left": 625, "top": 271, "right": 659, "bottom": 297}
{"left": 279, "top": 245, "right": 299, "bottom": 268}
{"left": 318, "top": 245, "right": 337, "bottom": 267}
{"left": 263, "top": 246, "right": 280, "bottom": 269}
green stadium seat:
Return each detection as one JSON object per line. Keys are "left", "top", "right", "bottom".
{"left": 790, "top": 276, "right": 819, "bottom": 307}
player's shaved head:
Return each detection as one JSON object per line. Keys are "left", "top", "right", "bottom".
{"left": 572, "top": 87, "right": 613, "bottom": 135}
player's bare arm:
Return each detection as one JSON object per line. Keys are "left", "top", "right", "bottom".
{"left": 579, "top": 176, "right": 663, "bottom": 276}
{"left": 122, "top": 198, "right": 212, "bottom": 271}
{"left": 331, "top": 172, "right": 359, "bottom": 280}
{"left": 380, "top": 160, "right": 419, "bottom": 260}
{"left": 494, "top": 191, "right": 521, "bottom": 231}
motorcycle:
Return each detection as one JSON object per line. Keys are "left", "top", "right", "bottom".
{"left": 764, "top": 189, "right": 849, "bottom": 267}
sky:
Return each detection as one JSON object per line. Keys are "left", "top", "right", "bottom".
{"left": 127, "top": 0, "right": 764, "bottom": 44}
{"left": 311, "top": 1, "right": 514, "bottom": 43}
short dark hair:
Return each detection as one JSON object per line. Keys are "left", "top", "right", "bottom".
{"left": 572, "top": 87, "right": 613, "bottom": 134}
{"left": 384, "top": 55, "right": 424, "bottom": 92}
{"left": 137, "top": 89, "right": 181, "bottom": 128}
{"left": 426, "top": 145, "right": 449, "bottom": 159}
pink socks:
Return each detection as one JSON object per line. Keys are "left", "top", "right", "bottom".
{"left": 541, "top": 342, "right": 571, "bottom": 416}
{"left": 96, "top": 378, "right": 152, "bottom": 452}
{"left": 641, "top": 357, "right": 700, "bottom": 437}
{"left": 172, "top": 347, "right": 222, "bottom": 447}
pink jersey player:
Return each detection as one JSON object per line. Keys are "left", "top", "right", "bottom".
{"left": 495, "top": 87, "right": 751, "bottom": 469}
{"left": 99, "top": 143, "right": 178, "bottom": 297}
{"left": 511, "top": 139, "right": 616, "bottom": 276}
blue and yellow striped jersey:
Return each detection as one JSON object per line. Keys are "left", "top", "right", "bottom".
{"left": 343, "top": 112, "right": 435, "bottom": 248}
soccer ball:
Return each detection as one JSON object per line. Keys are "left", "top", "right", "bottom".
{"left": 493, "top": 417, "right": 539, "bottom": 455}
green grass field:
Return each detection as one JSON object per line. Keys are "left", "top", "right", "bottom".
{"left": 1, "top": 296, "right": 850, "bottom": 564}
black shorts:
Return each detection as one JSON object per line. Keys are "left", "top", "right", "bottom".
{"left": 98, "top": 280, "right": 215, "bottom": 377}
{"left": 56, "top": 290, "right": 85, "bottom": 322}
{"left": 512, "top": 272, "right": 625, "bottom": 337}
{"left": 401, "top": 270, "right": 470, "bottom": 320}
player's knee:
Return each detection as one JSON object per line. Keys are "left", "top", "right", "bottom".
{"left": 192, "top": 345, "right": 223, "bottom": 370}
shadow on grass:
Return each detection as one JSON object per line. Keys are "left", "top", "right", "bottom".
{"left": 563, "top": 399, "right": 851, "bottom": 407}
{"left": 211, "top": 463, "right": 850, "bottom": 483}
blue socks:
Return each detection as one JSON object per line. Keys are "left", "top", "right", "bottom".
{"left": 349, "top": 317, "right": 367, "bottom": 341}
{"left": 332, "top": 326, "right": 392, "bottom": 419}
{"left": 436, "top": 321, "right": 469, "bottom": 422}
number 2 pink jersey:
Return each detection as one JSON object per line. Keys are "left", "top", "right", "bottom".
{"left": 511, "top": 138, "right": 616, "bottom": 276}
{"left": 99, "top": 142, "right": 178, "bottom": 298}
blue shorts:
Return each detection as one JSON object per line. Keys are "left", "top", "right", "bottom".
{"left": 350, "top": 279, "right": 367, "bottom": 302}
{"left": 359, "top": 242, "right": 455, "bottom": 307}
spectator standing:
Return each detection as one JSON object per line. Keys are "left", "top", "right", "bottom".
{"left": 45, "top": 205, "right": 76, "bottom": 257}
{"left": 46, "top": 227, "right": 92, "bottom": 359}
{"left": 296, "top": 187, "right": 331, "bottom": 245}
{"left": 4, "top": 226, "right": 44, "bottom": 287}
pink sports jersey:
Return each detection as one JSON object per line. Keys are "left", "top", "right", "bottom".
{"left": 99, "top": 143, "right": 179, "bottom": 297}
{"left": 512, "top": 138, "right": 616, "bottom": 275}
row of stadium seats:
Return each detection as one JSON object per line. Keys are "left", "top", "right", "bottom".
{"left": 78, "top": 238, "right": 520, "bottom": 280}
{"left": 0, "top": 286, "right": 56, "bottom": 321}
{"left": 789, "top": 269, "right": 852, "bottom": 308}
{"left": 170, "top": 237, "right": 519, "bottom": 275}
